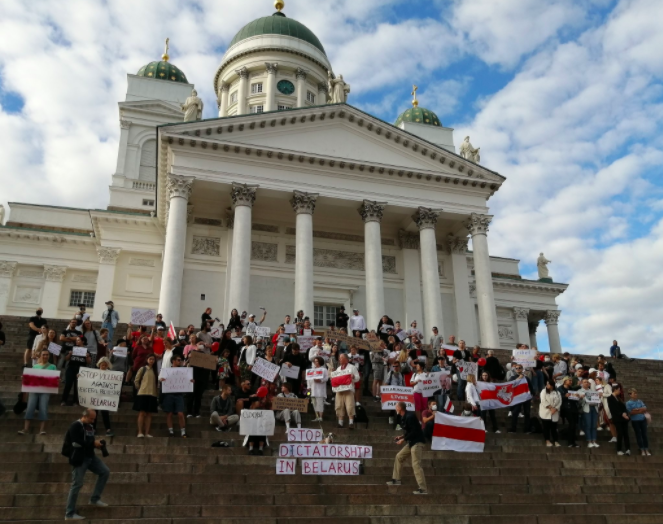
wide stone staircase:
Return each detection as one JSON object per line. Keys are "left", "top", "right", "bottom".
{"left": 1, "top": 314, "right": 663, "bottom": 523}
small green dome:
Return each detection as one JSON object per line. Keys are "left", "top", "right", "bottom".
{"left": 229, "top": 12, "right": 326, "bottom": 56}
{"left": 394, "top": 106, "right": 442, "bottom": 127}
{"left": 136, "top": 61, "right": 188, "bottom": 83}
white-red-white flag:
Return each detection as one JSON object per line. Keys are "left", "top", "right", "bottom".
{"left": 443, "top": 397, "right": 454, "bottom": 413}
{"left": 168, "top": 322, "right": 177, "bottom": 341}
{"left": 477, "top": 377, "right": 532, "bottom": 410}
{"left": 432, "top": 412, "right": 485, "bottom": 452}
{"left": 22, "top": 368, "right": 60, "bottom": 394}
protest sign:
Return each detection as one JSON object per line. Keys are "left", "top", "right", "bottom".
{"left": 380, "top": 385, "right": 415, "bottom": 411}
{"left": 279, "top": 443, "right": 372, "bottom": 459}
{"left": 379, "top": 324, "right": 394, "bottom": 334}
{"left": 47, "top": 342, "right": 61, "bottom": 356}
{"left": 22, "top": 368, "right": 60, "bottom": 394}
{"left": 397, "top": 331, "right": 408, "bottom": 341}
{"left": 72, "top": 347, "right": 87, "bottom": 358}
{"left": 112, "top": 346, "right": 127, "bottom": 358}
{"left": 284, "top": 324, "right": 297, "bottom": 334}
{"left": 420, "top": 371, "right": 448, "bottom": 398}
{"left": 457, "top": 360, "right": 477, "bottom": 380}
{"left": 567, "top": 391, "right": 581, "bottom": 401}
{"left": 256, "top": 326, "right": 270, "bottom": 338}
{"left": 280, "top": 364, "right": 300, "bottom": 379}
{"left": 160, "top": 367, "right": 194, "bottom": 393}
{"left": 188, "top": 351, "right": 217, "bottom": 370}
{"left": 330, "top": 333, "right": 371, "bottom": 351}
{"left": 130, "top": 307, "right": 156, "bottom": 326}
{"left": 287, "top": 428, "right": 324, "bottom": 442}
{"left": 276, "top": 458, "right": 296, "bottom": 475}
{"left": 210, "top": 326, "right": 223, "bottom": 338}
{"left": 301, "top": 459, "right": 360, "bottom": 475}
{"left": 272, "top": 396, "right": 309, "bottom": 412}
{"left": 239, "top": 409, "right": 275, "bottom": 436}
{"left": 303, "top": 329, "right": 312, "bottom": 336}
{"left": 584, "top": 391, "right": 601, "bottom": 405}
{"left": 513, "top": 349, "right": 538, "bottom": 369}
{"left": 252, "top": 357, "right": 280, "bottom": 382}
{"left": 306, "top": 368, "right": 325, "bottom": 381}
{"left": 77, "top": 368, "right": 123, "bottom": 412}
{"left": 297, "top": 336, "right": 317, "bottom": 351}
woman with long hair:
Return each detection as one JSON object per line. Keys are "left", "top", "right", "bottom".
{"left": 540, "top": 380, "right": 562, "bottom": 447}
{"left": 93, "top": 357, "right": 115, "bottom": 437}
{"left": 36, "top": 328, "right": 58, "bottom": 365}
{"left": 607, "top": 384, "right": 631, "bottom": 456}
{"left": 184, "top": 335, "right": 209, "bottom": 418}
{"left": 227, "top": 309, "right": 243, "bottom": 334}
{"left": 133, "top": 354, "right": 159, "bottom": 438}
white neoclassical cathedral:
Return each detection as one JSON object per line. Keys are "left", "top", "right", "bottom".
{"left": 0, "top": 1, "right": 567, "bottom": 350}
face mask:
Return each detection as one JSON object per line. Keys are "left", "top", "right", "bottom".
{"left": 290, "top": 337, "right": 296, "bottom": 342}
{"left": 179, "top": 335, "right": 186, "bottom": 340}
{"left": 431, "top": 405, "right": 438, "bottom": 411}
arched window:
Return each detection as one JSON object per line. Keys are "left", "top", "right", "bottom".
{"left": 138, "top": 139, "right": 156, "bottom": 181}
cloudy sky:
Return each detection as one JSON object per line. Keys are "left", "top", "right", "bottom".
{"left": 1, "top": 0, "right": 662, "bottom": 357}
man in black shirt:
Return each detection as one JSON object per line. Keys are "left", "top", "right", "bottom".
{"left": 24, "top": 308, "right": 47, "bottom": 366}
{"left": 387, "top": 402, "right": 428, "bottom": 494}
{"left": 282, "top": 343, "right": 307, "bottom": 397}
{"left": 64, "top": 409, "right": 110, "bottom": 520}
{"left": 60, "top": 319, "right": 81, "bottom": 369}
{"left": 335, "top": 306, "right": 349, "bottom": 330}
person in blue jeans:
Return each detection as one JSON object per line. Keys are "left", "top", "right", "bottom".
{"left": 64, "top": 409, "right": 110, "bottom": 520}
{"left": 579, "top": 379, "right": 599, "bottom": 448}
{"left": 626, "top": 388, "right": 651, "bottom": 456}
{"left": 19, "top": 349, "right": 56, "bottom": 436}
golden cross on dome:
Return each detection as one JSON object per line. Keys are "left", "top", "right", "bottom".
{"left": 411, "top": 84, "right": 419, "bottom": 107}
{"left": 162, "top": 37, "right": 170, "bottom": 62}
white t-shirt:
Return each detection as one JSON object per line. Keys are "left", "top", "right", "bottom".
{"left": 411, "top": 372, "right": 426, "bottom": 393}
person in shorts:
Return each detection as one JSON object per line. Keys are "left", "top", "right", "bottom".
{"left": 158, "top": 354, "right": 190, "bottom": 438}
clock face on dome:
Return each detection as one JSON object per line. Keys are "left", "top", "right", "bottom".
{"left": 277, "top": 80, "right": 295, "bottom": 95}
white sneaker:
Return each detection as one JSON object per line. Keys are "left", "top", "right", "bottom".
{"left": 617, "top": 451, "right": 624, "bottom": 456}
{"left": 554, "top": 442, "right": 561, "bottom": 447}
{"left": 625, "top": 450, "right": 631, "bottom": 456}
{"left": 90, "top": 500, "right": 108, "bottom": 507}
{"left": 594, "top": 443, "right": 600, "bottom": 448}
{"left": 495, "top": 430, "right": 501, "bottom": 434}
{"left": 609, "top": 437, "right": 617, "bottom": 443}
{"left": 355, "top": 402, "right": 360, "bottom": 407}
{"left": 186, "top": 414, "right": 193, "bottom": 418}
{"left": 579, "top": 431, "right": 585, "bottom": 436}
{"left": 508, "top": 412, "right": 512, "bottom": 417}
{"left": 641, "top": 450, "right": 647, "bottom": 456}
{"left": 518, "top": 413, "right": 524, "bottom": 418}
{"left": 597, "top": 427, "right": 603, "bottom": 431}
{"left": 65, "top": 515, "right": 85, "bottom": 521}
{"left": 137, "top": 433, "right": 144, "bottom": 438}
{"left": 323, "top": 400, "right": 331, "bottom": 406}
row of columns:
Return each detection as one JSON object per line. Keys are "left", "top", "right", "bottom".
{"left": 218, "top": 65, "right": 327, "bottom": 117}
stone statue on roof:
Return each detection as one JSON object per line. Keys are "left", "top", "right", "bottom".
{"left": 327, "top": 71, "right": 350, "bottom": 104}
{"left": 181, "top": 89, "right": 203, "bottom": 122}
{"left": 459, "top": 136, "right": 481, "bottom": 163}
{"left": 537, "top": 252, "right": 552, "bottom": 279}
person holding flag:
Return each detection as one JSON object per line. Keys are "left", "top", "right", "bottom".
{"left": 332, "top": 353, "right": 360, "bottom": 430}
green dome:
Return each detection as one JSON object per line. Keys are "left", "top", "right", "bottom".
{"left": 229, "top": 12, "right": 326, "bottom": 56}
{"left": 394, "top": 106, "right": 442, "bottom": 127}
{"left": 136, "top": 61, "right": 188, "bottom": 83}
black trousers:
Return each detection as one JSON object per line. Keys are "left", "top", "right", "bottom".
{"left": 510, "top": 401, "right": 531, "bottom": 432}
{"left": 481, "top": 409, "right": 498, "bottom": 432}
{"left": 187, "top": 368, "right": 208, "bottom": 416}
{"left": 542, "top": 419, "right": 558, "bottom": 442}
{"left": 62, "top": 365, "right": 79, "bottom": 405}
{"left": 615, "top": 419, "right": 631, "bottom": 452}
{"left": 562, "top": 409, "right": 577, "bottom": 445}
{"left": 92, "top": 410, "right": 112, "bottom": 431}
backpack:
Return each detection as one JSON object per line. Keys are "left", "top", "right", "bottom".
{"left": 12, "top": 392, "right": 27, "bottom": 415}
{"left": 61, "top": 427, "right": 73, "bottom": 458}
{"left": 354, "top": 404, "right": 369, "bottom": 427}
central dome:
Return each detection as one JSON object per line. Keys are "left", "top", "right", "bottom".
{"left": 394, "top": 106, "right": 442, "bottom": 127}
{"left": 228, "top": 12, "right": 326, "bottom": 56}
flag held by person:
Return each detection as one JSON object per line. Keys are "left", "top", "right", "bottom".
{"left": 443, "top": 397, "right": 454, "bottom": 413}
{"left": 168, "top": 322, "right": 177, "bottom": 341}
{"left": 431, "top": 412, "right": 485, "bottom": 453}
{"left": 477, "top": 376, "right": 532, "bottom": 410}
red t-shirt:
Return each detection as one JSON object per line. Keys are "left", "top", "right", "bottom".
{"left": 152, "top": 337, "right": 165, "bottom": 356}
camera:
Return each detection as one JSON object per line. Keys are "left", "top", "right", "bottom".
{"left": 99, "top": 439, "right": 110, "bottom": 458}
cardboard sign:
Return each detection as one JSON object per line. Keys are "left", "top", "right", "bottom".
{"left": 281, "top": 364, "right": 300, "bottom": 379}
{"left": 306, "top": 368, "right": 326, "bottom": 381}
{"left": 112, "top": 346, "right": 127, "bottom": 358}
{"left": 77, "top": 368, "right": 124, "bottom": 412}
{"left": 72, "top": 347, "right": 88, "bottom": 358}
{"left": 130, "top": 307, "right": 156, "bottom": 327}
{"left": 330, "top": 367, "right": 355, "bottom": 393}
{"left": 280, "top": 443, "right": 372, "bottom": 458}
{"left": 302, "top": 459, "right": 360, "bottom": 475}
{"left": 287, "top": 428, "right": 324, "bottom": 442}
{"left": 22, "top": 368, "right": 60, "bottom": 394}
{"left": 567, "top": 391, "right": 581, "bottom": 401}
{"left": 297, "top": 336, "right": 317, "bottom": 351}
{"left": 47, "top": 342, "right": 62, "bottom": 356}
{"left": 513, "top": 349, "right": 537, "bottom": 369}
{"left": 420, "top": 371, "right": 449, "bottom": 398}
{"left": 330, "top": 333, "right": 371, "bottom": 351}
{"left": 272, "top": 396, "right": 309, "bottom": 412}
{"left": 584, "top": 391, "right": 601, "bottom": 405}
{"left": 188, "top": 351, "right": 217, "bottom": 370}
{"left": 239, "top": 409, "right": 275, "bottom": 436}
{"left": 252, "top": 357, "right": 280, "bottom": 383}
{"left": 284, "top": 324, "right": 297, "bottom": 334}
{"left": 276, "top": 458, "right": 297, "bottom": 475}
{"left": 160, "top": 367, "right": 194, "bottom": 393}
{"left": 380, "top": 385, "right": 415, "bottom": 411}
{"left": 255, "top": 326, "right": 270, "bottom": 338}
{"left": 457, "top": 360, "right": 477, "bottom": 380}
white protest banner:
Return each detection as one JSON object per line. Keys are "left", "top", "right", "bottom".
{"left": 22, "top": 368, "right": 60, "bottom": 394}
{"left": 306, "top": 368, "right": 325, "bottom": 381}
{"left": 380, "top": 324, "right": 394, "bottom": 334}
{"left": 210, "top": 326, "right": 223, "bottom": 338}
{"left": 160, "top": 367, "right": 194, "bottom": 393}
{"left": 420, "top": 371, "right": 448, "bottom": 398}
{"left": 297, "top": 336, "right": 317, "bottom": 351}
{"left": 279, "top": 443, "right": 372, "bottom": 459}
{"left": 330, "top": 367, "right": 355, "bottom": 393}
{"left": 301, "top": 459, "right": 360, "bottom": 475}
{"left": 239, "top": 409, "right": 275, "bottom": 436}
{"left": 303, "top": 329, "right": 312, "bottom": 336}
{"left": 380, "top": 385, "right": 415, "bottom": 411}
{"left": 513, "top": 349, "right": 538, "bottom": 369}
{"left": 130, "top": 307, "right": 157, "bottom": 326}
{"left": 457, "top": 360, "right": 477, "bottom": 380}
{"left": 77, "top": 368, "right": 124, "bottom": 412}
{"left": 567, "top": 391, "right": 581, "bottom": 401}
{"left": 397, "top": 331, "right": 408, "bottom": 341}
{"left": 584, "top": 391, "right": 601, "bottom": 405}
{"left": 252, "top": 357, "right": 280, "bottom": 383}
{"left": 255, "top": 326, "right": 271, "bottom": 338}
{"left": 47, "top": 342, "right": 62, "bottom": 356}
{"left": 276, "top": 458, "right": 296, "bottom": 475}
{"left": 280, "top": 364, "right": 300, "bottom": 379}
{"left": 72, "top": 347, "right": 87, "bottom": 358}
{"left": 284, "top": 324, "right": 297, "bottom": 334}
{"left": 287, "top": 428, "right": 324, "bottom": 442}
{"left": 112, "top": 346, "right": 127, "bottom": 358}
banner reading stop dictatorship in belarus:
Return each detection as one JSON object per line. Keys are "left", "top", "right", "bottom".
{"left": 380, "top": 385, "right": 415, "bottom": 411}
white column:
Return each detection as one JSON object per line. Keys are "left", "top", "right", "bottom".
{"left": 0, "top": 261, "right": 17, "bottom": 315}
{"left": 92, "top": 248, "right": 121, "bottom": 318}
{"left": 513, "top": 307, "right": 530, "bottom": 347}
{"left": 236, "top": 67, "right": 249, "bottom": 115}
{"left": 545, "top": 310, "right": 562, "bottom": 353}
{"left": 227, "top": 183, "right": 258, "bottom": 315}
{"left": 398, "top": 231, "right": 423, "bottom": 329}
{"left": 265, "top": 63, "right": 278, "bottom": 112}
{"left": 223, "top": 212, "right": 235, "bottom": 321}
{"left": 158, "top": 174, "right": 194, "bottom": 326}
{"left": 114, "top": 119, "right": 131, "bottom": 175}
{"left": 529, "top": 321, "right": 539, "bottom": 349}
{"left": 359, "top": 201, "right": 387, "bottom": 330}
{"left": 218, "top": 84, "right": 229, "bottom": 117}
{"left": 296, "top": 68, "right": 308, "bottom": 108}
{"left": 317, "top": 82, "right": 328, "bottom": 106}
{"left": 413, "top": 207, "right": 444, "bottom": 338}
{"left": 291, "top": 191, "right": 317, "bottom": 319}
{"left": 448, "top": 234, "right": 476, "bottom": 345}
{"left": 466, "top": 213, "right": 499, "bottom": 348}
{"left": 42, "top": 266, "right": 67, "bottom": 317}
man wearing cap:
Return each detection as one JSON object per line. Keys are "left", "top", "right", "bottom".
{"left": 154, "top": 314, "right": 167, "bottom": 331}
{"left": 101, "top": 301, "right": 119, "bottom": 343}
{"left": 406, "top": 321, "right": 423, "bottom": 340}
{"left": 349, "top": 309, "right": 367, "bottom": 334}
{"left": 336, "top": 307, "right": 349, "bottom": 330}
{"left": 242, "top": 310, "right": 267, "bottom": 337}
